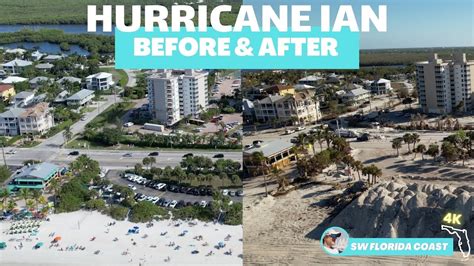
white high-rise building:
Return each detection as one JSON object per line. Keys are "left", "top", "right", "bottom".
{"left": 147, "top": 69, "right": 209, "bottom": 126}
{"left": 147, "top": 71, "right": 181, "bottom": 126}
{"left": 180, "top": 69, "right": 209, "bottom": 117}
{"left": 416, "top": 53, "right": 474, "bottom": 114}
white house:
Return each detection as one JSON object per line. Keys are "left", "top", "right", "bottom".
{"left": 1, "top": 59, "right": 33, "bottom": 75}
{"left": 12, "top": 91, "right": 35, "bottom": 107}
{"left": 86, "top": 72, "right": 114, "bottom": 90}
{"left": 66, "top": 89, "right": 95, "bottom": 106}
{"left": 369, "top": 78, "right": 392, "bottom": 95}
{"left": 342, "top": 88, "right": 371, "bottom": 106}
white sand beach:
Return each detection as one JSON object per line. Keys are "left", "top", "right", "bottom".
{"left": 0, "top": 211, "right": 243, "bottom": 266}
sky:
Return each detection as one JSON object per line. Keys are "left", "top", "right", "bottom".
{"left": 245, "top": 0, "right": 474, "bottom": 49}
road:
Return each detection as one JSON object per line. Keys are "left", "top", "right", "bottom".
{"left": 4, "top": 148, "right": 242, "bottom": 169}
{"left": 38, "top": 95, "right": 120, "bottom": 148}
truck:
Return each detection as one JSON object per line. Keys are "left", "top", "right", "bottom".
{"left": 143, "top": 123, "right": 164, "bottom": 132}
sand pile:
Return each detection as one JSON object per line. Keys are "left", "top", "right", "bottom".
{"left": 330, "top": 180, "right": 474, "bottom": 244}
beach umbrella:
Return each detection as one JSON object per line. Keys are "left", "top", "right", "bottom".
{"left": 54, "top": 236, "right": 62, "bottom": 242}
{"left": 133, "top": 226, "right": 139, "bottom": 229}
{"left": 35, "top": 242, "right": 43, "bottom": 249}
{"left": 0, "top": 242, "right": 6, "bottom": 249}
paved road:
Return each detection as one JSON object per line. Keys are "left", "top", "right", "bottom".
{"left": 4, "top": 148, "right": 242, "bottom": 169}
{"left": 38, "top": 95, "right": 120, "bottom": 148}
{"left": 106, "top": 170, "right": 242, "bottom": 203}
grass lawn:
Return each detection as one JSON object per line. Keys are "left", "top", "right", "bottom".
{"left": 87, "top": 102, "right": 135, "bottom": 129}
{"left": 80, "top": 107, "right": 96, "bottom": 114}
{"left": 102, "top": 67, "right": 129, "bottom": 87}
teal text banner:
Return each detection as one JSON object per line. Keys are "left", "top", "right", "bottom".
{"left": 331, "top": 238, "right": 453, "bottom": 256}
{"left": 115, "top": 27, "right": 359, "bottom": 69}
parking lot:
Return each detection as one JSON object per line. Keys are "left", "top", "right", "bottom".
{"left": 105, "top": 170, "right": 242, "bottom": 207}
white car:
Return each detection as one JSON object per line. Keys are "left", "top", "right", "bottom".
{"left": 123, "top": 122, "right": 134, "bottom": 127}
{"left": 222, "top": 189, "right": 229, "bottom": 196}
{"left": 6, "top": 150, "right": 16, "bottom": 154}
{"left": 169, "top": 200, "right": 178, "bottom": 208}
{"left": 128, "top": 184, "right": 137, "bottom": 190}
{"left": 152, "top": 197, "right": 160, "bottom": 204}
{"left": 200, "top": 201, "right": 207, "bottom": 208}
{"left": 157, "top": 183, "right": 167, "bottom": 190}
{"left": 296, "top": 126, "right": 306, "bottom": 131}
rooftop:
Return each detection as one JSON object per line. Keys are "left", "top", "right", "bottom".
{"left": 67, "top": 89, "right": 94, "bottom": 101}
{"left": 87, "top": 72, "right": 112, "bottom": 79}
{"left": 346, "top": 88, "right": 370, "bottom": 97}
{"left": 1, "top": 76, "right": 28, "bottom": 84}
{"left": 57, "top": 76, "right": 81, "bottom": 84}
{"left": 244, "top": 140, "right": 294, "bottom": 158}
{"left": 29, "top": 76, "right": 52, "bottom": 84}
{"left": 0, "top": 84, "right": 14, "bottom": 93}
{"left": 14, "top": 91, "right": 35, "bottom": 99}
{"left": 2, "top": 59, "right": 32, "bottom": 67}
{"left": 13, "top": 162, "right": 59, "bottom": 181}
{"left": 20, "top": 102, "right": 50, "bottom": 118}
{"left": 35, "top": 63, "right": 54, "bottom": 69}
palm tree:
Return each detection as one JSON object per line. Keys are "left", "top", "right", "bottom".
{"left": 353, "top": 160, "right": 363, "bottom": 181}
{"left": 63, "top": 125, "right": 73, "bottom": 145}
{"left": 49, "top": 178, "right": 60, "bottom": 210}
{"left": 370, "top": 165, "right": 382, "bottom": 184}
{"left": 26, "top": 199, "right": 34, "bottom": 210}
{"left": 415, "top": 144, "right": 427, "bottom": 160}
{"left": 19, "top": 188, "right": 30, "bottom": 204}
{"left": 148, "top": 157, "right": 156, "bottom": 168}
{"left": 314, "top": 129, "right": 325, "bottom": 151}
{"left": 306, "top": 134, "right": 317, "bottom": 155}
{"left": 251, "top": 151, "right": 269, "bottom": 197}
{"left": 426, "top": 144, "right": 439, "bottom": 161}
{"left": 0, "top": 188, "right": 8, "bottom": 212}
{"left": 142, "top": 157, "right": 151, "bottom": 170}
{"left": 403, "top": 133, "right": 412, "bottom": 153}
{"left": 7, "top": 199, "right": 16, "bottom": 212}
{"left": 271, "top": 167, "right": 288, "bottom": 192}
{"left": 391, "top": 137, "right": 403, "bottom": 156}
{"left": 31, "top": 189, "right": 42, "bottom": 211}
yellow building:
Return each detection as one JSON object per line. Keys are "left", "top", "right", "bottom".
{"left": 264, "top": 85, "right": 295, "bottom": 96}
{"left": 243, "top": 140, "right": 296, "bottom": 176}
{"left": 0, "top": 84, "right": 16, "bottom": 101}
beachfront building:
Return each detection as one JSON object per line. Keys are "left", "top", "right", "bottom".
{"left": 180, "top": 69, "right": 209, "bottom": 117}
{"left": 368, "top": 78, "right": 392, "bottom": 95}
{"left": 341, "top": 87, "right": 371, "bottom": 106}
{"left": 147, "top": 69, "right": 209, "bottom": 126}
{"left": 264, "top": 84, "right": 295, "bottom": 96}
{"left": 243, "top": 140, "right": 295, "bottom": 176}
{"left": 0, "top": 102, "right": 54, "bottom": 136}
{"left": 66, "top": 89, "right": 95, "bottom": 106}
{"left": 253, "top": 94, "right": 285, "bottom": 123}
{"left": 253, "top": 90, "right": 321, "bottom": 125}
{"left": 7, "top": 162, "right": 61, "bottom": 192}
{"left": 416, "top": 53, "right": 474, "bottom": 114}
{"left": 86, "top": 72, "right": 114, "bottom": 91}
{"left": 1, "top": 59, "right": 33, "bottom": 75}
{"left": 0, "top": 84, "right": 16, "bottom": 101}
{"left": 275, "top": 90, "right": 321, "bottom": 125}
{"left": 147, "top": 71, "right": 181, "bottom": 126}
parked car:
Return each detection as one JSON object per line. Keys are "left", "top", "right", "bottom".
{"left": 236, "top": 190, "right": 243, "bottom": 197}
{"left": 228, "top": 191, "right": 235, "bottom": 197}
{"left": 199, "top": 201, "right": 207, "bottom": 208}
{"left": 148, "top": 152, "right": 159, "bottom": 156}
{"left": 182, "top": 153, "right": 193, "bottom": 158}
{"left": 357, "top": 133, "right": 370, "bottom": 142}
{"left": 296, "top": 126, "right": 306, "bottom": 131}
{"left": 213, "top": 153, "right": 224, "bottom": 158}
{"left": 169, "top": 200, "right": 178, "bottom": 208}
{"left": 244, "top": 144, "right": 253, "bottom": 150}
{"left": 222, "top": 189, "right": 229, "bottom": 196}
{"left": 69, "top": 151, "right": 80, "bottom": 156}
{"left": 284, "top": 129, "right": 295, "bottom": 135}
{"left": 127, "top": 184, "right": 137, "bottom": 190}
{"left": 123, "top": 122, "right": 134, "bottom": 127}
{"left": 123, "top": 153, "right": 132, "bottom": 157}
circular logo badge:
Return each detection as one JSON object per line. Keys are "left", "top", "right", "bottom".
{"left": 320, "top": 227, "right": 350, "bottom": 256}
